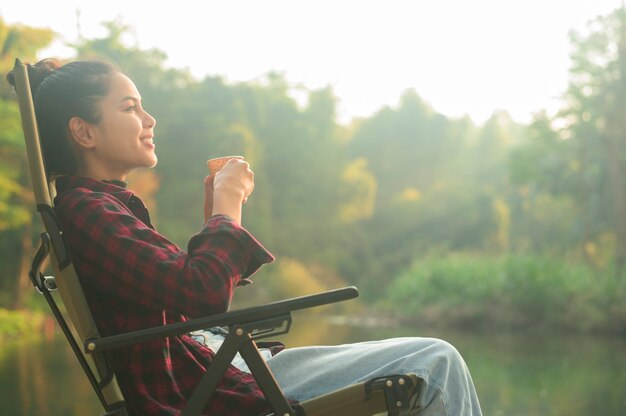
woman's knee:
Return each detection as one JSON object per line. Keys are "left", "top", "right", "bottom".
{"left": 421, "top": 338, "right": 468, "bottom": 374}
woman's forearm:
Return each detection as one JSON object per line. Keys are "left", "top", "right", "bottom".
{"left": 211, "top": 186, "right": 244, "bottom": 224}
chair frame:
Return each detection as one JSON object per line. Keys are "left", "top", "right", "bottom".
{"left": 13, "top": 58, "right": 417, "bottom": 416}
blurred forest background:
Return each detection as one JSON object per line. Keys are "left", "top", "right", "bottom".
{"left": 1, "top": 7, "right": 625, "bottom": 337}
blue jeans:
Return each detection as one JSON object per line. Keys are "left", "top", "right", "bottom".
{"left": 193, "top": 329, "right": 482, "bottom": 415}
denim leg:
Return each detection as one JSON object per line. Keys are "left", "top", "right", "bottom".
{"left": 189, "top": 327, "right": 273, "bottom": 373}
{"left": 266, "top": 337, "right": 482, "bottom": 416}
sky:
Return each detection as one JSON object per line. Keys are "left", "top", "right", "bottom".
{"left": 1, "top": 0, "right": 624, "bottom": 124}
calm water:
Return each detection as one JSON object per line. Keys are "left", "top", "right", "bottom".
{"left": 1, "top": 313, "right": 625, "bottom": 415}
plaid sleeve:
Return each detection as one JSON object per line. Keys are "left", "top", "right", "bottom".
{"left": 56, "top": 189, "right": 274, "bottom": 317}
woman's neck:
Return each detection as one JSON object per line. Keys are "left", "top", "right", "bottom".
{"left": 75, "top": 162, "right": 129, "bottom": 182}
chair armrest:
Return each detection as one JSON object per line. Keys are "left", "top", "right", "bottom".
{"left": 85, "top": 286, "right": 358, "bottom": 353}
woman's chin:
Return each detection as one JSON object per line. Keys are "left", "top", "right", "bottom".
{"left": 144, "top": 155, "right": 158, "bottom": 168}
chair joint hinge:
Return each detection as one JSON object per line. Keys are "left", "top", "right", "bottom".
{"left": 364, "top": 374, "right": 416, "bottom": 415}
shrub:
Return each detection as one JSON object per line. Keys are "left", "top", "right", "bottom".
{"left": 384, "top": 253, "right": 624, "bottom": 333}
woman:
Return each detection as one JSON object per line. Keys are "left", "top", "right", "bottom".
{"left": 8, "top": 58, "right": 482, "bottom": 416}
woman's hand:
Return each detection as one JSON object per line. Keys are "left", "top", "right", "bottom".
{"left": 203, "top": 175, "right": 215, "bottom": 223}
{"left": 205, "top": 158, "right": 254, "bottom": 224}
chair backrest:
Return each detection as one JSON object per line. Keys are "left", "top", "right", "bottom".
{"left": 12, "top": 59, "right": 126, "bottom": 409}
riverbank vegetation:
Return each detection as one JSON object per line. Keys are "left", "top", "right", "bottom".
{"left": 1, "top": 8, "right": 625, "bottom": 337}
{"left": 383, "top": 253, "right": 626, "bottom": 334}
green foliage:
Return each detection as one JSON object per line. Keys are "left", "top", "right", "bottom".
{"left": 0, "top": 99, "right": 30, "bottom": 231}
{"left": 560, "top": 7, "right": 626, "bottom": 271}
{"left": 0, "top": 17, "right": 55, "bottom": 99}
{"left": 0, "top": 308, "right": 45, "bottom": 340}
{"left": 0, "top": 18, "right": 54, "bottom": 232}
{"left": 341, "top": 98, "right": 521, "bottom": 291}
{"left": 0, "top": 19, "right": 54, "bottom": 298}
{"left": 384, "top": 253, "right": 626, "bottom": 333}
{"left": 1, "top": 10, "right": 626, "bottom": 335}
{"left": 339, "top": 158, "right": 377, "bottom": 223}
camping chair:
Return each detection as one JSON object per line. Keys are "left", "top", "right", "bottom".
{"left": 12, "top": 58, "right": 420, "bottom": 416}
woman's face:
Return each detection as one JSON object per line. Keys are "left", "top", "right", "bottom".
{"left": 87, "top": 72, "right": 157, "bottom": 180}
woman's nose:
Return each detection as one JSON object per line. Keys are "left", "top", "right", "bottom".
{"left": 144, "top": 111, "right": 156, "bottom": 128}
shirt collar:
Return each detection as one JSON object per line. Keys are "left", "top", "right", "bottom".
{"left": 54, "top": 175, "right": 135, "bottom": 205}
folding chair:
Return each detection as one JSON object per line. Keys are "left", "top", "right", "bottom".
{"left": 12, "top": 58, "right": 419, "bottom": 416}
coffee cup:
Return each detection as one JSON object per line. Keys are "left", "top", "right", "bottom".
{"left": 207, "top": 155, "right": 244, "bottom": 175}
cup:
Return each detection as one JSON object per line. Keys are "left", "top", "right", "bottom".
{"left": 207, "top": 155, "right": 244, "bottom": 175}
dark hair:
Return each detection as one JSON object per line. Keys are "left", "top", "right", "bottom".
{"left": 7, "top": 58, "right": 120, "bottom": 176}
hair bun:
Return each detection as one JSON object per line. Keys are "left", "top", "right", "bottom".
{"left": 6, "top": 58, "right": 62, "bottom": 93}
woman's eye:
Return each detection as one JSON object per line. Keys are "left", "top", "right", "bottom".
{"left": 125, "top": 105, "right": 137, "bottom": 112}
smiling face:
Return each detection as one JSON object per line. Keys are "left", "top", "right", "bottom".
{"left": 72, "top": 72, "right": 157, "bottom": 181}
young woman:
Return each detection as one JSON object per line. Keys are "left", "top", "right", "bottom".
{"left": 8, "top": 59, "right": 482, "bottom": 416}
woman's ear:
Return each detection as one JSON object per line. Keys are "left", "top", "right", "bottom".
{"left": 68, "top": 116, "right": 96, "bottom": 149}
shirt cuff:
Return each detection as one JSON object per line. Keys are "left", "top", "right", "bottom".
{"left": 198, "top": 214, "right": 275, "bottom": 279}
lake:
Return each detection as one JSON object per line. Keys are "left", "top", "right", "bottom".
{"left": 1, "top": 312, "right": 625, "bottom": 415}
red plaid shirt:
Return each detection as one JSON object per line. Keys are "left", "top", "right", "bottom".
{"left": 54, "top": 176, "right": 276, "bottom": 415}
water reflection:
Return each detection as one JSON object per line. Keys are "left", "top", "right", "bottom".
{"left": 1, "top": 312, "right": 625, "bottom": 415}
{"left": 0, "top": 334, "right": 102, "bottom": 415}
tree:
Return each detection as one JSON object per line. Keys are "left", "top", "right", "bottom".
{"left": 561, "top": 6, "right": 626, "bottom": 275}
{"left": 0, "top": 18, "right": 54, "bottom": 98}
{"left": 508, "top": 112, "right": 581, "bottom": 254}
{"left": 0, "top": 18, "right": 54, "bottom": 307}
